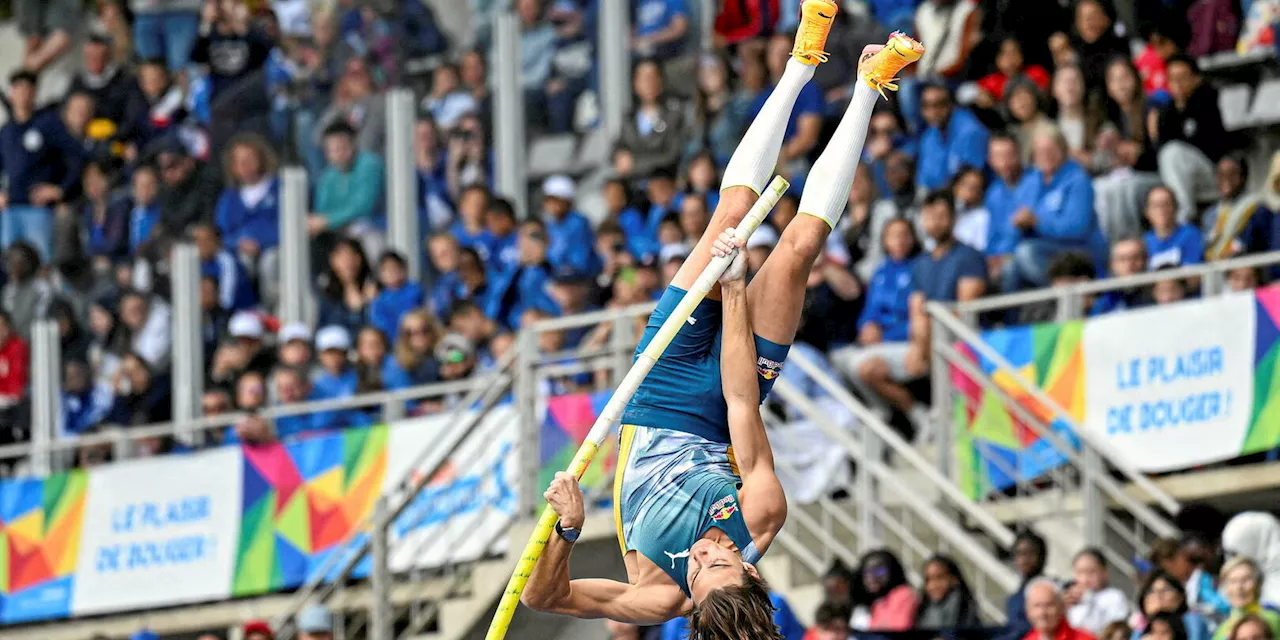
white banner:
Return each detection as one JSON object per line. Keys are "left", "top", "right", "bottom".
{"left": 1083, "top": 292, "right": 1256, "bottom": 472}
{"left": 385, "top": 408, "right": 519, "bottom": 571}
{"left": 70, "top": 448, "right": 243, "bottom": 615}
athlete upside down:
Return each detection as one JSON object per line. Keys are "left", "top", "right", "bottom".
{"left": 520, "top": 4, "right": 923, "bottom": 637}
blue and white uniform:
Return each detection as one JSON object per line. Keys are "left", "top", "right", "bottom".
{"left": 613, "top": 284, "right": 788, "bottom": 595}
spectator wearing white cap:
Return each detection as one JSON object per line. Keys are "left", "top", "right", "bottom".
{"left": 659, "top": 242, "right": 691, "bottom": 288}
{"left": 745, "top": 224, "right": 779, "bottom": 275}
{"left": 297, "top": 603, "right": 335, "bottom": 640}
{"left": 211, "top": 311, "right": 276, "bottom": 386}
{"left": 310, "top": 326, "right": 373, "bottom": 432}
{"left": 540, "top": 175, "right": 600, "bottom": 277}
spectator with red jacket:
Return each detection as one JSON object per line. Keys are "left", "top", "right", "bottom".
{"left": 0, "top": 311, "right": 29, "bottom": 407}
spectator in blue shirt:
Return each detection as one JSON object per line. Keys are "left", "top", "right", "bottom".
{"left": 427, "top": 231, "right": 464, "bottom": 316}
{"left": 633, "top": 0, "right": 689, "bottom": 60}
{"left": 540, "top": 175, "right": 600, "bottom": 276}
{"left": 1091, "top": 237, "right": 1149, "bottom": 315}
{"left": 193, "top": 223, "right": 258, "bottom": 312}
{"left": 79, "top": 159, "right": 130, "bottom": 264}
{"left": 487, "top": 219, "right": 561, "bottom": 329}
{"left": 985, "top": 133, "right": 1024, "bottom": 279}
{"left": 129, "top": 164, "right": 162, "bottom": 254}
{"left": 62, "top": 359, "right": 112, "bottom": 437}
{"left": 917, "top": 83, "right": 990, "bottom": 192}
{"left": 215, "top": 135, "right": 281, "bottom": 272}
{"left": 644, "top": 169, "right": 681, "bottom": 248}
{"left": 1144, "top": 185, "right": 1204, "bottom": 270}
{"left": 452, "top": 184, "right": 497, "bottom": 261}
{"left": 857, "top": 218, "right": 920, "bottom": 345}
{"left": 837, "top": 190, "right": 986, "bottom": 440}
{"left": 384, "top": 308, "right": 441, "bottom": 389}
{"left": 603, "top": 177, "right": 655, "bottom": 263}
{"left": 486, "top": 197, "right": 520, "bottom": 273}
{"left": 268, "top": 365, "right": 329, "bottom": 441}
{"left": 1002, "top": 124, "right": 1108, "bottom": 293}
{"left": 312, "top": 325, "right": 374, "bottom": 431}
{"left": 750, "top": 34, "right": 825, "bottom": 175}
{"left": 0, "top": 71, "right": 88, "bottom": 261}
{"left": 369, "top": 251, "right": 426, "bottom": 340}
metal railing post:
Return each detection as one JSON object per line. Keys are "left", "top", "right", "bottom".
{"left": 1082, "top": 446, "right": 1105, "bottom": 548}
{"left": 492, "top": 13, "right": 527, "bottom": 218}
{"left": 610, "top": 315, "right": 632, "bottom": 388}
{"left": 29, "top": 320, "right": 59, "bottom": 476}
{"left": 857, "top": 427, "right": 880, "bottom": 551}
{"left": 171, "top": 243, "right": 203, "bottom": 447}
{"left": 930, "top": 315, "right": 953, "bottom": 482}
{"left": 517, "top": 327, "right": 542, "bottom": 516}
{"left": 278, "top": 167, "right": 314, "bottom": 325}
{"left": 370, "top": 497, "right": 391, "bottom": 640}
{"left": 599, "top": 0, "right": 631, "bottom": 139}
{"left": 386, "top": 88, "right": 421, "bottom": 280}
{"left": 1055, "top": 288, "right": 1083, "bottom": 321}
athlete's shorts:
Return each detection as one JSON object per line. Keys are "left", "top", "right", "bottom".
{"left": 619, "top": 285, "right": 792, "bottom": 444}
{"left": 613, "top": 425, "right": 756, "bottom": 574}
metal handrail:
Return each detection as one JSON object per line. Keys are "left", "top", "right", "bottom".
{"left": 2, "top": 370, "right": 507, "bottom": 464}
{"left": 953, "top": 250, "right": 1280, "bottom": 315}
{"left": 786, "top": 351, "right": 1018, "bottom": 548}
{"left": 928, "top": 303, "right": 1183, "bottom": 521}
{"left": 772, "top": 378, "right": 1022, "bottom": 594}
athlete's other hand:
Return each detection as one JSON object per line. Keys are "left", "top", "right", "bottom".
{"left": 545, "top": 471, "right": 585, "bottom": 530}
{"left": 713, "top": 228, "right": 746, "bottom": 284}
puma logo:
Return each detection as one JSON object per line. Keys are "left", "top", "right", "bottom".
{"left": 664, "top": 549, "right": 690, "bottom": 568}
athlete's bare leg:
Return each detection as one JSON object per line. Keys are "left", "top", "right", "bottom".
{"left": 748, "top": 35, "right": 924, "bottom": 344}
{"left": 670, "top": 0, "right": 838, "bottom": 299}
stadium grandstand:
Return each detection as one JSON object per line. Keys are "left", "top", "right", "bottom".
{"left": 0, "top": 0, "right": 1274, "bottom": 638}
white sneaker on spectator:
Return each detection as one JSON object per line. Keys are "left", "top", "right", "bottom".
{"left": 908, "top": 405, "right": 934, "bottom": 444}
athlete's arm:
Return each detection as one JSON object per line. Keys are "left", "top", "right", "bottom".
{"left": 522, "top": 473, "right": 687, "bottom": 623}
{"left": 713, "top": 230, "right": 787, "bottom": 542}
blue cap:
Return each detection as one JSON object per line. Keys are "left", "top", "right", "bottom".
{"left": 131, "top": 630, "right": 160, "bottom": 640}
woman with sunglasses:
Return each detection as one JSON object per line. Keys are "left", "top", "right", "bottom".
{"left": 851, "top": 549, "right": 919, "bottom": 632}
{"left": 1128, "top": 571, "right": 1210, "bottom": 640}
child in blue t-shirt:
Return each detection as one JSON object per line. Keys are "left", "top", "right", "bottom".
{"left": 369, "top": 251, "right": 425, "bottom": 340}
{"left": 1144, "top": 185, "right": 1204, "bottom": 270}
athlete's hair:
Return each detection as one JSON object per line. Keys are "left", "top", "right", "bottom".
{"left": 687, "top": 570, "right": 783, "bottom": 640}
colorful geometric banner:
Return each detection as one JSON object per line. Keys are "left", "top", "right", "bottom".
{"left": 952, "top": 286, "right": 1280, "bottom": 498}
{"left": 0, "top": 471, "right": 85, "bottom": 624}
{"left": 540, "top": 392, "right": 619, "bottom": 500}
{"left": 0, "top": 406, "right": 524, "bottom": 626}
{"left": 232, "top": 426, "right": 388, "bottom": 596}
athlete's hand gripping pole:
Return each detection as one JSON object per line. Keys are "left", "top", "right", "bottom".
{"left": 484, "top": 175, "right": 791, "bottom": 640}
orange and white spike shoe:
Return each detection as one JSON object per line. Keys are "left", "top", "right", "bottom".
{"left": 858, "top": 31, "right": 926, "bottom": 99}
{"left": 791, "top": 0, "right": 839, "bottom": 65}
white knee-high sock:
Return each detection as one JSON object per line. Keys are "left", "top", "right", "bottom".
{"left": 720, "top": 58, "right": 817, "bottom": 194}
{"left": 797, "top": 79, "right": 880, "bottom": 228}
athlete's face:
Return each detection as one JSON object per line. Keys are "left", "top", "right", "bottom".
{"left": 687, "top": 539, "right": 757, "bottom": 604}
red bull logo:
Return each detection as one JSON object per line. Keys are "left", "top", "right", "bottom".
{"left": 708, "top": 495, "right": 739, "bottom": 521}
{"left": 756, "top": 356, "right": 783, "bottom": 380}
